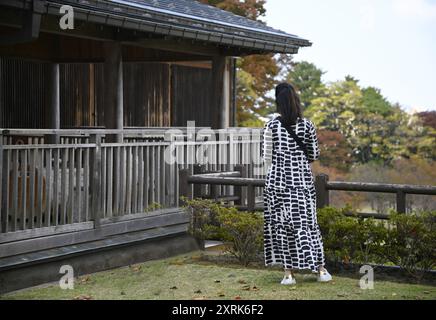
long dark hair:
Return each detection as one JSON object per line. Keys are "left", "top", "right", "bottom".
{"left": 275, "top": 82, "right": 303, "bottom": 125}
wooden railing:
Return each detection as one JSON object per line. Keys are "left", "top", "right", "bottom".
{"left": 314, "top": 174, "right": 436, "bottom": 217}
{"left": 179, "top": 171, "right": 436, "bottom": 219}
{"left": 0, "top": 128, "right": 264, "bottom": 237}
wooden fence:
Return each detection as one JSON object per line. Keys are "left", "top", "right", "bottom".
{"left": 179, "top": 171, "right": 436, "bottom": 219}
{"left": 0, "top": 128, "right": 263, "bottom": 238}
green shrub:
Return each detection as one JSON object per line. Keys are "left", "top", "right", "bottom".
{"left": 317, "top": 206, "right": 387, "bottom": 265}
{"left": 214, "top": 209, "right": 264, "bottom": 266}
{"left": 383, "top": 211, "right": 436, "bottom": 281}
{"left": 183, "top": 197, "right": 263, "bottom": 266}
{"left": 181, "top": 197, "right": 222, "bottom": 242}
{"left": 183, "top": 197, "right": 435, "bottom": 276}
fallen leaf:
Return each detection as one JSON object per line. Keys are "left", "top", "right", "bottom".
{"left": 79, "top": 276, "right": 91, "bottom": 284}
{"left": 129, "top": 265, "right": 142, "bottom": 272}
{"left": 169, "top": 260, "right": 185, "bottom": 266}
{"left": 73, "top": 295, "right": 93, "bottom": 300}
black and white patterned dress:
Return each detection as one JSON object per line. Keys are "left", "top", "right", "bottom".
{"left": 262, "top": 115, "right": 325, "bottom": 272}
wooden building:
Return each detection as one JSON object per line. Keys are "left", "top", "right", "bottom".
{"left": 0, "top": 0, "right": 311, "bottom": 293}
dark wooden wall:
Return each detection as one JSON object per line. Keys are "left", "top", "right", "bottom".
{"left": 0, "top": 57, "right": 216, "bottom": 129}
{"left": 171, "top": 65, "right": 212, "bottom": 127}
{"left": 60, "top": 63, "right": 102, "bottom": 128}
{"left": 0, "top": 57, "right": 51, "bottom": 128}
{"left": 123, "top": 63, "right": 171, "bottom": 127}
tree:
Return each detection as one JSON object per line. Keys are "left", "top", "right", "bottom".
{"left": 317, "top": 130, "right": 354, "bottom": 172}
{"left": 199, "top": 0, "right": 267, "bottom": 20}
{"left": 306, "top": 79, "right": 413, "bottom": 163}
{"left": 417, "top": 111, "right": 436, "bottom": 129}
{"left": 286, "top": 61, "right": 325, "bottom": 109}
{"left": 361, "top": 87, "right": 393, "bottom": 117}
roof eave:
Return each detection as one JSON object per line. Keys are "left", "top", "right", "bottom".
{"left": 0, "top": 0, "right": 311, "bottom": 54}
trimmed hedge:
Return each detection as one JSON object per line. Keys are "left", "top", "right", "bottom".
{"left": 183, "top": 198, "right": 435, "bottom": 280}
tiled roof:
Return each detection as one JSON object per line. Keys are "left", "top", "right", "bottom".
{"left": 1, "top": 0, "right": 310, "bottom": 53}
{"left": 112, "top": 0, "right": 301, "bottom": 39}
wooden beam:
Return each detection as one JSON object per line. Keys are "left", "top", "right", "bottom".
{"left": 211, "top": 56, "right": 231, "bottom": 129}
{"left": 221, "top": 57, "right": 231, "bottom": 128}
{"left": 104, "top": 42, "right": 124, "bottom": 143}
{"left": 131, "top": 38, "right": 220, "bottom": 57}
{"left": 47, "top": 63, "right": 60, "bottom": 143}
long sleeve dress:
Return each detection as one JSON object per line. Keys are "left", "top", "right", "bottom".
{"left": 262, "top": 115, "right": 325, "bottom": 272}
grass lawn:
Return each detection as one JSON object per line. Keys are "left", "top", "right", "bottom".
{"left": 1, "top": 251, "right": 435, "bottom": 300}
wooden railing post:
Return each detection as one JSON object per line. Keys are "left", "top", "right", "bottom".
{"left": 315, "top": 174, "right": 330, "bottom": 209}
{"left": 44, "top": 133, "right": 60, "bottom": 145}
{"left": 234, "top": 165, "right": 246, "bottom": 206}
{"left": 193, "top": 164, "right": 204, "bottom": 199}
{"left": 247, "top": 184, "right": 255, "bottom": 212}
{"left": 396, "top": 191, "right": 406, "bottom": 214}
{"left": 90, "top": 134, "right": 102, "bottom": 228}
{"left": 179, "top": 169, "right": 192, "bottom": 206}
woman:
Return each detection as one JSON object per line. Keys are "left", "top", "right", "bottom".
{"left": 262, "top": 82, "right": 332, "bottom": 285}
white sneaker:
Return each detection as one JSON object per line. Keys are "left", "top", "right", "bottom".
{"left": 317, "top": 269, "right": 333, "bottom": 282}
{"left": 280, "top": 275, "right": 296, "bottom": 285}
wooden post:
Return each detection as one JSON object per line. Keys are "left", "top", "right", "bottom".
{"left": 193, "top": 164, "right": 203, "bottom": 199}
{"left": 178, "top": 169, "right": 192, "bottom": 206}
{"left": 211, "top": 56, "right": 230, "bottom": 130}
{"left": 234, "top": 164, "right": 244, "bottom": 206}
{"left": 210, "top": 182, "right": 219, "bottom": 201}
{"left": 247, "top": 184, "right": 255, "bottom": 212}
{"left": 230, "top": 57, "right": 237, "bottom": 127}
{"left": 315, "top": 174, "right": 330, "bottom": 209}
{"left": 396, "top": 191, "right": 406, "bottom": 214}
{"left": 234, "top": 164, "right": 248, "bottom": 206}
{"left": 90, "top": 134, "right": 102, "bottom": 228}
{"left": 47, "top": 63, "right": 60, "bottom": 144}
{"left": 104, "top": 42, "right": 124, "bottom": 143}
{"left": 0, "top": 132, "right": 5, "bottom": 233}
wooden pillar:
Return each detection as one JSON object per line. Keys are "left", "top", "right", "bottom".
{"left": 179, "top": 169, "right": 192, "bottom": 206}
{"left": 211, "top": 56, "right": 231, "bottom": 129}
{"left": 47, "top": 63, "right": 60, "bottom": 143}
{"left": 104, "top": 42, "right": 124, "bottom": 143}
{"left": 315, "top": 174, "right": 330, "bottom": 209}
{"left": 396, "top": 191, "right": 406, "bottom": 214}
{"left": 231, "top": 57, "right": 237, "bottom": 127}
{"left": 0, "top": 58, "right": 2, "bottom": 128}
